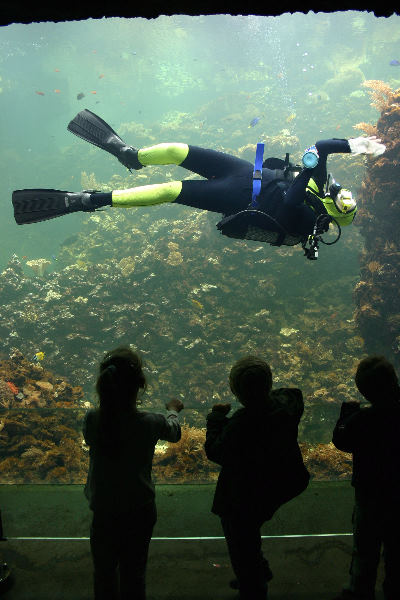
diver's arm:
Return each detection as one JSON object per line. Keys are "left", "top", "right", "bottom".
{"left": 283, "top": 168, "right": 314, "bottom": 209}
{"left": 315, "top": 138, "right": 351, "bottom": 157}
{"left": 315, "top": 136, "right": 386, "bottom": 159}
{"left": 309, "top": 139, "right": 351, "bottom": 192}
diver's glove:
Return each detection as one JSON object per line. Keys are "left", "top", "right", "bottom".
{"left": 65, "top": 191, "right": 111, "bottom": 213}
{"left": 348, "top": 136, "right": 386, "bottom": 157}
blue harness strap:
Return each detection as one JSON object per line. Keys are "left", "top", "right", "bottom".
{"left": 251, "top": 142, "right": 264, "bottom": 208}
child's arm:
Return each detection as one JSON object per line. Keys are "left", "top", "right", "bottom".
{"left": 204, "top": 408, "right": 230, "bottom": 465}
{"left": 332, "top": 401, "right": 362, "bottom": 452}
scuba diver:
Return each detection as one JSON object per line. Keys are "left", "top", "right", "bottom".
{"left": 12, "top": 110, "right": 386, "bottom": 260}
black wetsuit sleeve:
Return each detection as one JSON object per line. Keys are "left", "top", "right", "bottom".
{"left": 312, "top": 139, "right": 351, "bottom": 190}
{"left": 315, "top": 138, "right": 351, "bottom": 156}
{"left": 284, "top": 138, "right": 351, "bottom": 209}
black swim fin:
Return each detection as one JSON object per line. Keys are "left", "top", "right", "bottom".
{"left": 12, "top": 189, "right": 106, "bottom": 225}
{"left": 67, "top": 109, "right": 143, "bottom": 170}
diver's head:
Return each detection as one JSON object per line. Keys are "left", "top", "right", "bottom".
{"left": 96, "top": 345, "right": 147, "bottom": 411}
{"left": 355, "top": 355, "right": 400, "bottom": 405}
{"left": 330, "top": 186, "right": 357, "bottom": 215}
{"left": 306, "top": 175, "right": 357, "bottom": 226}
{"left": 229, "top": 355, "right": 272, "bottom": 407}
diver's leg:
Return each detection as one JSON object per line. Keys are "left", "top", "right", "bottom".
{"left": 176, "top": 178, "right": 248, "bottom": 214}
{"left": 180, "top": 145, "right": 252, "bottom": 179}
{"left": 113, "top": 178, "right": 249, "bottom": 215}
{"left": 12, "top": 177, "right": 248, "bottom": 225}
{"left": 111, "top": 182, "right": 183, "bottom": 207}
{"left": 138, "top": 143, "right": 252, "bottom": 179}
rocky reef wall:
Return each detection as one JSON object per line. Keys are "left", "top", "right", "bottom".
{"left": 353, "top": 81, "right": 400, "bottom": 366}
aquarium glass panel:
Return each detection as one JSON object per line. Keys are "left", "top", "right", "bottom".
{"left": 1, "top": 12, "right": 399, "bottom": 483}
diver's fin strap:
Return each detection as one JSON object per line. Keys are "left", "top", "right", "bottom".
{"left": 251, "top": 142, "right": 265, "bottom": 208}
{"left": 138, "top": 143, "right": 189, "bottom": 167}
{"left": 112, "top": 181, "right": 183, "bottom": 207}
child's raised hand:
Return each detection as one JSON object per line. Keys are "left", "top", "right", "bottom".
{"left": 166, "top": 398, "right": 184, "bottom": 412}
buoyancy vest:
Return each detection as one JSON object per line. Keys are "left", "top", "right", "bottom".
{"left": 306, "top": 178, "right": 356, "bottom": 227}
{"left": 217, "top": 158, "right": 310, "bottom": 247}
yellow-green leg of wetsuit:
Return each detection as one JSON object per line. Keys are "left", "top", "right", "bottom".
{"left": 112, "top": 181, "right": 182, "bottom": 207}
{"left": 137, "top": 143, "right": 189, "bottom": 166}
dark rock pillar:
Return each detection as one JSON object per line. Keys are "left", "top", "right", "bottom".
{"left": 354, "top": 83, "right": 400, "bottom": 366}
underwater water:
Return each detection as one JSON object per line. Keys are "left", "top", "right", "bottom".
{"left": 0, "top": 11, "right": 400, "bottom": 484}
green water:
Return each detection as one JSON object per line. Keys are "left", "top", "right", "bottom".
{"left": 0, "top": 12, "right": 400, "bottom": 482}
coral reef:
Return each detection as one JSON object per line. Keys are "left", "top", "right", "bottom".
{"left": 0, "top": 347, "right": 354, "bottom": 484}
{"left": 25, "top": 259, "right": 51, "bottom": 277}
{"left": 153, "top": 424, "right": 219, "bottom": 483}
{"left": 152, "top": 426, "right": 352, "bottom": 483}
{"left": 300, "top": 442, "right": 352, "bottom": 481}
{"left": 0, "top": 350, "right": 87, "bottom": 483}
{"left": 352, "top": 81, "right": 400, "bottom": 365}
{"left": 362, "top": 80, "right": 399, "bottom": 112}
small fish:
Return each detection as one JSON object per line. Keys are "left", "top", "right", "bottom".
{"left": 54, "top": 89, "right": 61, "bottom": 93}
{"left": 77, "top": 92, "right": 85, "bottom": 100}
{"left": 98, "top": 74, "right": 105, "bottom": 78}
{"left": 6, "top": 381, "right": 19, "bottom": 395}
{"left": 22, "top": 255, "right": 28, "bottom": 260}
{"left": 249, "top": 117, "right": 260, "bottom": 128}
{"left": 35, "top": 91, "right": 45, "bottom": 96}
{"left": 335, "top": 124, "right": 341, "bottom": 130}
{"left": 389, "top": 59, "right": 400, "bottom": 66}
{"left": 33, "top": 351, "right": 45, "bottom": 362}
{"left": 90, "top": 90, "right": 97, "bottom": 94}
{"left": 190, "top": 299, "right": 204, "bottom": 310}
{"left": 286, "top": 112, "right": 296, "bottom": 123}
{"left": 54, "top": 68, "right": 60, "bottom": 72}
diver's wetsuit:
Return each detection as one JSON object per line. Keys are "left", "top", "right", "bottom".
{"left": 174, "top": 138, "right": 351, "bottom": 237}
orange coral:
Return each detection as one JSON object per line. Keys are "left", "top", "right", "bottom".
{"left": 301, "top": 442, "right": 352, "bottom": 480}
{"left": 153, "top": 424, "right": 219, "bottom": 483}
{"left": 362, "top": 80, "right": 399, "bottom": 113}
{"left": 367, "top": 261, "right": 381, "bottom": 273}
{"left": 353, "top": 122, "right": 378, "bottom": 137}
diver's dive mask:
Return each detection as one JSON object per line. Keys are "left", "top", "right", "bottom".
{"left": 334, "top": 188, "right": 357, "bottom": 214}
{"left": 326, "top": 174, "right": 357, "bottom": 214}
